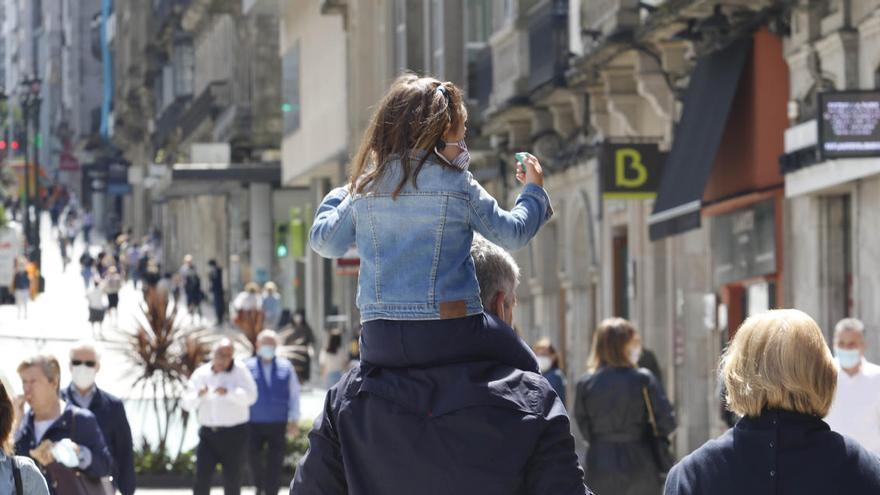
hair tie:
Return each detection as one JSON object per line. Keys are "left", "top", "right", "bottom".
{"left": 436, "top": 84, "right": 451, "bottom": 104}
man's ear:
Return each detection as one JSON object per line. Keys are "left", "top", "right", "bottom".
{"left": 491, "top": 291, "right": 507, "bottom": 317}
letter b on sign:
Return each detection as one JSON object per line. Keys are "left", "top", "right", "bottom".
{"left": 615, "top": 148, "right": 648, "bottom": 188}
{"left": 602, "top": 143, "right": 664, "bottom": 199}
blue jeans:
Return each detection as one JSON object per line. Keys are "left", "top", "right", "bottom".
{"left": 359, "top": 313, "right": 538, "bottom": 373}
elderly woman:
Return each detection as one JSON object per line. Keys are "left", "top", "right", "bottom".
{"left": 575, "top": 317, "right": 676, "bottom": 495}
{"left": 665, "top": 309, "right": 880, "bottom": 494}
{"left": 1, "top": 378, "right": 49, "bottom": 494}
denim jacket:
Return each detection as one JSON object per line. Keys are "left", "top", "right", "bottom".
{"left": 310, "top": 152, "right": 553, "bottom": 322}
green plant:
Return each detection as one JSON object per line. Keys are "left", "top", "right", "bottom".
{"left": 284, "top": 419, "right": 314, "bottom": 474}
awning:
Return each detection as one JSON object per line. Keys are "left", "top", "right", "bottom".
{"left": 648, "top": 36, "right": 752, "bottom": 241}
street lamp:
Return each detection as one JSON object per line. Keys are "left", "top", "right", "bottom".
{"left": 20, "top": 76, "right": 42, "bottom": 267}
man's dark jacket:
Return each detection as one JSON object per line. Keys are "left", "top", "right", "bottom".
{"left": 665, "top": 409, "right": 880, "bottom": 495}
{"left": 62, "top": 385, "right": 136, "bottom": 495}
{"left": 291, "top": 315, "right": 591, "bottom": 495}
{"left": 15, "top": 402, "right": 113, "bottom": 494}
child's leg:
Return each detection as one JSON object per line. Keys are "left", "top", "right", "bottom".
{"left": 360, "top": 314, "right": 538, "bottom": 372}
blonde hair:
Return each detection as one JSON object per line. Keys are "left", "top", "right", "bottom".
{"left": 721, "top": 309, "right": 837, "bottom": 418}
{"left": 587, "top": 318, "right": 637, "bottom": 372}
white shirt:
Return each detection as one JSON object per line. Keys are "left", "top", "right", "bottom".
{"left": 34, "top": 418, "right": 57, "bottom": 443}
{"left": 86, "top": 287, "right": 106, "bottom": 309}
{"left": 825, "top": 358, "right": 880, "bottom": 454}
{"left": 233, "top": 292, "right": 261, "bottom": 311}
{"left": 181, "top": 360, "right": 258, "bottom": 427}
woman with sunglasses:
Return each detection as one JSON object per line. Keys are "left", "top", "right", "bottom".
{"left": 0, "top": 376, "right": 49, "bottom": 494}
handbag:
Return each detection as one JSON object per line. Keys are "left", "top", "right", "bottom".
{"left": 641, "top": 385, "right": 676, "bottom": 474}
{"left": 45, "top": 462, "right": 114, "bottom": 495}
{"left": 43, "top": 411, "right": 115, "bottom": 495}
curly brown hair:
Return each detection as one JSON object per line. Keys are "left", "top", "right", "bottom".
{"left": 348, "top": 73, "right": 467, "bottom": 198}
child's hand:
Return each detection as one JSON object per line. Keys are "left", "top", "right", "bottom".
{"left": 515, "top": 153, "right": 544, "bottom": 188}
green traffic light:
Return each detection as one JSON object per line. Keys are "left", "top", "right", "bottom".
{"left": 281, "top": 103, "right": 292, "bottom": 113}
{"left": 276, "top": 244, "right": 288, "bottom": 257}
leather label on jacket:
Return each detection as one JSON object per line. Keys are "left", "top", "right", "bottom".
{"left": 439, "top": 300, "right": 467, "bottom": 319}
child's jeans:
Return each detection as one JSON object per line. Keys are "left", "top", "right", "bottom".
{"left": 359, "top": 312, "right": 539, "bottom": 373}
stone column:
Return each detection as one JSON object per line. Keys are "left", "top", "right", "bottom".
{"left": 249, "top": 182, "right": 273, "bottom": 284}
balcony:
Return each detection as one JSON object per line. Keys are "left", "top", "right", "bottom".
{"left": 582, "top": 0, "right": 640, "bottom": 40}
{"left": 528, "top": 0, "right": 569, "bottom": 93}
{"left": 178, "top": 81, "right": 231, "bottom": 142}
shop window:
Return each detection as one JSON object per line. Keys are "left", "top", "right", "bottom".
{"left": 821, "top": 194, "right": 853, "bottom": 340}
{"left": 613, "top": 231, "right": 629, "bottom": 319}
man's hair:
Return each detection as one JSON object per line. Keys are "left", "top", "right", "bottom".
{"left": 834, "top": 317, "right": 865, "bottom": 337}
{"left": 470, "top": 235, "right": 520, "bottom": 309}
{"left": 257, "top": 329, "right": 279, "bottom": 343}
{"left": 722, "top": 309, "right": 837, "bottom": 418}
{"left": 17, "top": 354, "right": 62, "bottom": 393}
{"left": 70, "top": 340, "right": 103, "bottom": 361}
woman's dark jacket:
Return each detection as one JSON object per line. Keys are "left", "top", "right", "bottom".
{"left": 15, "top": 403, "right": 112, "bottom": 494}
{"left": 575, "top": 367, "right": 676, "bottom": 495}
{"left": 664, "top": 409, "right": 880, "bottom": 495}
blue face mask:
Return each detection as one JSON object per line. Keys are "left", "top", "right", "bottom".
{"left": 258, "top": 346, "right": 276, "bottom": 360}
{"left": 835, "top": 347, "right": 861, "bottom": 369}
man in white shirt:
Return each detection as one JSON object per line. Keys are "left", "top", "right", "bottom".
{"left": 825, "top": 318, "right": 880, "bottom": 454}
{"left": 182, "top": 338, "right": 258, "bottom": 495}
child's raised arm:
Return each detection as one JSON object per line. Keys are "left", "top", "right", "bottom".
{"left": 467, "top": 153, "right": 552, "bottom": 251}
{"left": 309, "top": 186, "right": 356, "bottom": 258}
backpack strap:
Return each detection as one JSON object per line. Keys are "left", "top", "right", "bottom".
{"left": 11, "top": 456, "right": 23, "bottom": 495}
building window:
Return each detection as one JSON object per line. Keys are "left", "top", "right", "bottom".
{"left": 173, "top": 38, "right": 194, "bottom": 97}
{"left": 282, "top": 40, "right": 301, "bottom": 135}
{"left": 466, "top": 0, "right": 493, "bottom": 48}
{"left": 394, "top": 0, "right": 407, "bottom": 73}
{"left": 493, "top": 0, "right": 516, "bottom": 32}
{"left": 161, "top": 64, "right": 174, "bottom": 111}
{"left": 431, "top": 0, "right": 445, "bottom": 77}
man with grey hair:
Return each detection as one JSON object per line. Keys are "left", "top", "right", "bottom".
{"left": 825, "top": 317, "right": 880, "bottom": 454}
{"left": 60, "top": 341, "right": 135, "bottom": 495}
{"left": 292, "top": 238, "right": 591, "bottom": 494}
{"left": 247, "top": 329, "right": 301, "bottom": 495}
{"left": 182, "top": 338, "right": 258, "bottom": 495}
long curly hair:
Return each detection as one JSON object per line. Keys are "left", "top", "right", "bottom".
{"left": 349, "top": 73, "right": 467, "bottom": 198}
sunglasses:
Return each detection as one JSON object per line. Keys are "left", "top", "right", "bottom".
{"left": 71, "top": 360, "right": 97, "bottom": 368}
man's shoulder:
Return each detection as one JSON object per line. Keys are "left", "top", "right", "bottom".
{"left": 862, "top": 360, "right": 880, "bottom": 378}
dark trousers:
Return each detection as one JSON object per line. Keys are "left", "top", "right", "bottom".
{"left": 195, "top": 423, "right": 249, "bottom": 495}
{"left": 213, "top": 291, "right": 225, "bottom": 323}
{"left": 248, "top": 422, "right": 287, "bottom": 495}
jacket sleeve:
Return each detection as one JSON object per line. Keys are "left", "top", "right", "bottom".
{"left": 466, "top": 174, "right": 553, "bottom": 251}
{"left": 524, "top": 397, "right": 592, "bottom": 495}
{"left": 663, "top": 461, "right": 693, "bottom": 495}
{"left": 229, "top": 364, "right": 258, "bottom": 407}
{"left": 74, "top": 413, "right": 112, "bottom": 479}
{"left": 112, "top": 400, "right": 137, "bottom": 495}
{"left": 309, "top": 186, "right": 356, "bottom": 258}
{"left": 291, "top": 388, "right": 348, "bottom": 494}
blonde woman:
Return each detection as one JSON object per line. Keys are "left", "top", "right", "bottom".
{"left": 665, "top": 309, "right": 880, "bottom": 495}
{"left": 575, "top": 318, "right": 676, "bottom": 495}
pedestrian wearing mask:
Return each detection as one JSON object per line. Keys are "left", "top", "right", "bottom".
{"left": 13, "top": 354, "right": 112, "bottom": 495}
{"left": 1, "top": 378, "right": 49, "bottom": 494}
{"left": 60, "top": 342, "right": 136, "bottom": 495}
{"left": 824, "top": 317, "right": 880, "bottom": 455}
{"left": 575, "top": 318, "right": 676, "bottom": 495}
{"left": 182, "top": 339, "right": 258, "bottom": 495}
{"left": 246, "top": 330, "right": 301, "bottom": 495}
{"left": 534, "top": 338, "right": 567, "bottom": 405}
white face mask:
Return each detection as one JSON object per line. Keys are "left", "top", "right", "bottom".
{"left": 629, "top": 346, "right": 642, "bottom": 366}
{"left": 71, "top": 365, "right": 97, "bottom": 390}
{"left": 536, "top": 356, "right": 553, "bottom": 373}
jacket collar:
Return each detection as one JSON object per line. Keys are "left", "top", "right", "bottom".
{"left": 63, "top": 384, "right": 105, "bottom": 410}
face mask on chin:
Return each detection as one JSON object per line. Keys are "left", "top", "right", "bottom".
{"left": 71, "top": 365, "right": 97, "bottom": 390}
{"left": 435, "top": 140, "right": 471, "bottom": 170}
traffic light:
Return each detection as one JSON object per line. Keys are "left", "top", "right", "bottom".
{"left": 275, "top": 222, "right": 290, "bottom": 258}
{"left": 11, "top": 140, "right": 19, "bottom": 151}
{"left": 0, "top": 141, "right": 6, "bottom": 151}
